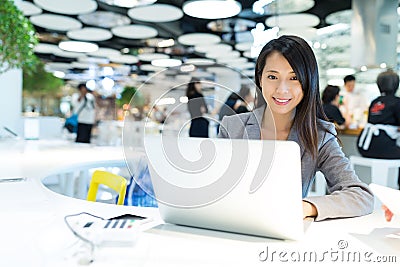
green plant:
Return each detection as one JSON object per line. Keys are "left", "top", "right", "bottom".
{"left": 0, "top": 0, "right": 39, "bottom": 74}
{"left": 23, "top": 61, "right": 64, "bottom": 95}
{"left": 117, "top": 86, "right": 145, "bottom": 108}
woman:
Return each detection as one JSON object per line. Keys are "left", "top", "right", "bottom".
{"left": 357, "top": 70, "right": 400, "bottom": 188}
{"left": 322, "top": 85, "right": 348, "bottom": 128}
{"left": 186, "top": 77, "right": 209, "bottom": 138}
{"left": 235, "top": 85, "right": 255, "bottom": 114}
{"left": 218, "top": 35, "right": 373, "bottom": 221}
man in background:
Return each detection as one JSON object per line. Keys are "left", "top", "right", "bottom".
{"left": 71, "top": 83, "right": 96, "bottom": 143}
{"left": 340, "top": 75, "right": 368, "bottom": 128}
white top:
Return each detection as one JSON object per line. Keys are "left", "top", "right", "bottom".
{"left": 71, "top": 92, "right": 96, "bottom": 124}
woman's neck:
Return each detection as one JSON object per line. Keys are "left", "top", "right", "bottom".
{"left": 261, "top": 108, "right": 294, "bottom": 140}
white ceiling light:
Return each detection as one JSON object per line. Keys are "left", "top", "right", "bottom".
{"left": 327, "top": 79, "right": 344, "bottom": 86}
{"left": 194, "top": 44, "right": 232, "bottom": 54}
{"left": 253, "top": 0, "right": 314, "bottom": 15}
{"left": 183, "top": 0, "right": 242, "bottom": 19}
{"left": 59, "top": 41, "right": 98, "bottom": 53}
{"left": 16, "top": 1, "right": 42, "bottom": 16}
{"left": 128, "top": 4, "right": 183, "bottom": 22}
{"left": 30, "top": 14, "right": 82, "bottom": 32}
{"left": 156, "top": 97, "right": 176, "bottom": 106}
{"left": 138, "top": 53, "right": 169, "bottom": 62}
{"left": 101, "top": 77, "right": 115, "bottom": 91}
{"left": 266, "top": 13, "right": 320, "bottom": 28}
{"left": 151, "top": 59, "right": 182, "bottom": 67}
{"left": 53, "top": 71, "right": 65, "bottom": 79}
{"left": 34, "top": 0, "right": 97, "bottom": 15}
{"left": 180, "top": 96, "right": 189, "bottom": 103}
{"left": 180, "top": 64, "right": 196, "bottom": 72}
{"left": 178, "top": 33, "right": 221, "bottom": 46}
{"left": 34, "top": 43, "right": 59, "bottom": 54}
{"left": 67, "top": 27, "right": 113, "bottom": 41}
{"left": 88, "top": 47, "right": 121, "bottom": 58}
{"left": 111, "top": 25, "right": 158, "bottom": 39}
{"left": 184, "top": 58, "right": 215, "bottom": 65}
{"left": 99, "top": 0, "right": 156, "bottom": 8}
{"left": 108, "top": 55, "right": 139, "bottom": 64}
{"left": 86, "top": 80, "right": 96, "bottom": 90}
{"left": 326, "top": 68, "right": 355, "bottom": 76}
{"left": 316, "top": 23, "right": 349, "bottom": 36}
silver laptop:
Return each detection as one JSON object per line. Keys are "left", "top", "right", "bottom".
{"left": 144, "top": 136, "right": 304, "bottom": 240}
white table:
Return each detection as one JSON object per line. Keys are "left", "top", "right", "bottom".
{"left": 0, "top": 139, "right": 399, "bottom": 266}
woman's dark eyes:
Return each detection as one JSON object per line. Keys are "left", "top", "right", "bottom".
{"left": 266, "top": 75, "right": 298, "bottom": 80}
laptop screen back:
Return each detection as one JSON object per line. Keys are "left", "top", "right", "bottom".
{"left": 144, "top": 136, "right": 304, "bottom": 240}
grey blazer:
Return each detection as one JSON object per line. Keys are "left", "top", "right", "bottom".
{"left": 218, "top": 107, "right": 374, "bottom": 221}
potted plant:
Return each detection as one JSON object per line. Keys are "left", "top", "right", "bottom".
{"left": 0, "top": 0, "right": 39, "bottom": 74}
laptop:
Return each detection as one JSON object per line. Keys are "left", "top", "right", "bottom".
{"left": 144, "top": 136, "right": 304, "bottom": 240}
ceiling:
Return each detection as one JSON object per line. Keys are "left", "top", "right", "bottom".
{"left": 18, "top": 0, "right": 376, "bottom": 91}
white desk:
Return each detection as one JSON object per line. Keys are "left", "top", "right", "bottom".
{"left": 0, "top": 139, "right": 399, "bottom": 266}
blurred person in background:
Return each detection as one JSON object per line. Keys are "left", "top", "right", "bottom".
{"left": 357, "top": 70, "right": 400, "bottom": 189}
{"left": 340, "top": 75, "right": 368, "bottom": 128}
{"left": 235, "top": 85, "right": 255, "bottom": 114}
{"left": 321, "top": 85, "right": 349, "bottom": 129}
{"left": 72, "top": 83, "right": 96, "bottom": 143}
{"left": 186, "top": 77, "right": 209, "bottom": 138}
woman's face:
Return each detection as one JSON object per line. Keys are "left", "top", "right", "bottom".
{"left": 194, "top": 82, "right": 202, "bottom": 93}
{"left": 259, "top": 52, "right": 304, "bottom": 117}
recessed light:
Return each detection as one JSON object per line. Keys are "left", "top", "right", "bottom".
{"left": 59, "top": 41, "right": 98, "bottom": 53}
{"left": 183, "top": 0, "right": 242, "bottom": 19}
{"left": 151, "top": 59, "right": 182, "bottom": 67}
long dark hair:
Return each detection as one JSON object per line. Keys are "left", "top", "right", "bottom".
{"left": 186, "top": 77, "right": 201, "bottom": 99}
{"left": 322, "top": 85, "right": 340, "bottom": 104}
{"left": 254, "top": 35, "right": 329, "bottom": 158}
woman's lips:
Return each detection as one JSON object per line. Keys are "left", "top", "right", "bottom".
{"left": 273, "top": 97, "right": 291, "bottom": 106}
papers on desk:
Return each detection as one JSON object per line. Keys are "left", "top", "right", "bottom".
{"left": 369, "top": 183, "right": 400, "bottom": 215}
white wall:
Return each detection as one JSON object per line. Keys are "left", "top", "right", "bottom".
{"left": 0, "top": 69, "right": 23, "bottom": 136}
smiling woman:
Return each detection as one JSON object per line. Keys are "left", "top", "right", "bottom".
{"left": 218, "top": 35, "right": 374, "bottom": 222}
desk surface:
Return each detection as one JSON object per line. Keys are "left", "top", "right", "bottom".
{"left": 337, "top": 127, "right": 363, "bottom": 136}
{"left": 0, "top": 139, "right": 399, "bottom": 266}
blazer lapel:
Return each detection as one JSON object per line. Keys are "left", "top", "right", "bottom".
{"left": 244, "top": 107, "right": 264, "bottom": 139}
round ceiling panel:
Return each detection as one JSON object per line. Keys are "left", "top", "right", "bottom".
{"left": 16, "top": 1, "right": 42, "bottom": 16}
{"left": 98, "top": 0, "right": 156, "bottom": 8}
{"left": 207, "top": 18, "right": 256, "bottom": 33}
{"left": 128, "top": 4, "right": 183, "bottom": 23}
{"left": 112, "top": 25, "right": 158, "bottom": 39}
{"left": 87, "top": 48, "right": 121, "bottom": 58}
{"left": 33, "top": 0, "right": 97, "bottom": 15}
{"left": 67, "top": 27, "right": 113, "bottom": 41}
{"left": 256, "top": 0, "right": 315, "bottom": 15}
{"left": 266, "top": 13, "right": 320, "bottom": 28}
{"left": 34, "top": 43, "right": 59, "bottom": 54}
{"left": 326, "top": 10, "right": 352, "bottom": 25}
{"left": 108, "top": 55, "right": 139, "bottom": 64}
{"left": 138, "top": 53, "right": 170, "bottom": 62}
{"left": 78, "top": 11, "right": 131, "bottom": 28}
{"left": 178, "top": 33, "right": 221, "bottom": 46}
{"left": 30, "top": 14, "right": 82, "bottom": 32}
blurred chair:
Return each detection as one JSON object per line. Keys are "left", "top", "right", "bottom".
{"left": 87, "top": 170, "right": 127, "bottom": 205}
{"left": 350, "top": 155, "right": 400, "bottom": 188}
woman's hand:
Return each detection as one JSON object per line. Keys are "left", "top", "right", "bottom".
{"left": 302, "top": 201, "right": 317, "bottom": 219}
{"left": 382, "top": 205, "right": 394, "bottom": 222}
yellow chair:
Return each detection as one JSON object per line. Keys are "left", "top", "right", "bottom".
{"left": 87, "top": 170, "right": 127, "bottom": 205}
